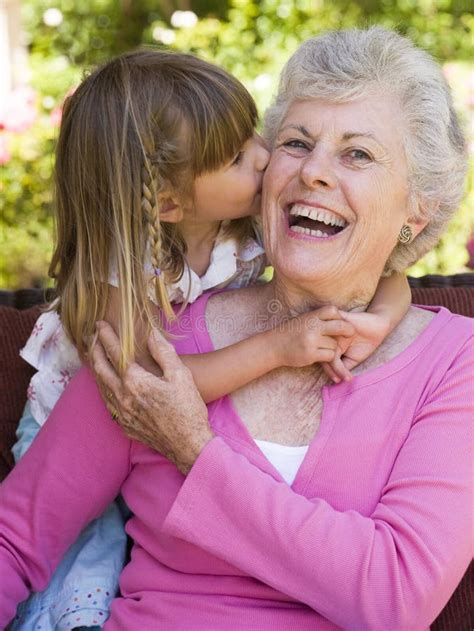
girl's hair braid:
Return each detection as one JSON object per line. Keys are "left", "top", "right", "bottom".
{"left": 141, "top": 162, "right": 175, "bottom": 322}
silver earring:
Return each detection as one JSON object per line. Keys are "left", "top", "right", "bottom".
{"left": 398, "top": 224, "right": 413, "bottom": 244}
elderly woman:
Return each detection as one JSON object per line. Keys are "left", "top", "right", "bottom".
{"left": 0, "top": 27, "right": 471, "bottom": 631}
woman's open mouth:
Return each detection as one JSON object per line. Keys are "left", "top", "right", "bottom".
{"left": 286, "top": 203, "right": 348, "bottom": 239}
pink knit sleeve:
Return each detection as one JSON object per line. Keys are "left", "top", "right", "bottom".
{"left": 0, "top": 367, "right": 131, "bottom": 629}
{"left": 163, "top": 336, "right": 473, "bottom": 630}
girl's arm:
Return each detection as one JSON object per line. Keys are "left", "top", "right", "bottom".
{"left": 369, "top": 271, "right": 411, "bottom": 323}
{"left": 323, "top": 273, "right": 412, "bottom": 379}
{"left": 103, "top": 287, "right": 354, "bottom": 403}
{"left": 182, "top": 305, "right": 354, "bottom": 402}
{"left": 0, "top": 367, "right": 130, "bottom": 627}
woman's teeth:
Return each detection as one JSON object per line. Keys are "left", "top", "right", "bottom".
{"left": 289, "top": 204, "right": 347, "bottom": 228}
{"left": 290, "top": 225, "right": 330, "bottom": 238}
{"left": 288, "top": 203, "right": 347, "bottom": 238}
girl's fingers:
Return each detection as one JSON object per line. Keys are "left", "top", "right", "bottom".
{"left": 96, "top": 320, "right": 124, "bottom": 372}
{"left": 342, "top": 356, "right": 359, "bottom": 371}
{"left": 312, "top": 305, "right": 341, "bottom": 321}
{"left": 314, "top": 349, "right": 337, "bottom": 364}
{"left": 319, "top": 335, "right": 338, "bottom": 351}
{"left": 322, "top": 346, "right": 352, "bottom": 382}
{"left": 331, "top": 353, "right": 353, "bottom": 381}
{"left": 336, "top": 334, "right": 352, "bottom": 356}
{"left": 322, "top": 319, "right": 355, "bottom": 339}
{"left": 321, "top": 362, "right": 341, "bottom": 384}
{"left": 147, "top": 327, "right": 184, "bottom": 380}
{"left": 90, "top": 338, "right": 122, "bottom": 397}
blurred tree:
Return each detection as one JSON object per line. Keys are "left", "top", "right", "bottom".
{"left": 20, "top": 0, "right": 473, "bottom": 66}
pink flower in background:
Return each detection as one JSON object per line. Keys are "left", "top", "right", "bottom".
{"left": 50, "top": 105, "right": 62, "bottom": 127}
{"left": 0, "top": 86, "right": 38, "bottom": 134}
{"left": 0, "top": 134, "right": 11, "bottom": 165}
{"left": 49, "top": 86, "right": 77, "bottom": 128}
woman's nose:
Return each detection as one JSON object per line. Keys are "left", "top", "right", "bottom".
{"left": 300, "top": 149, "right": 337, "bottom": 189}
{"left": 255, "top": 133, "right": 270, "bottom": 171}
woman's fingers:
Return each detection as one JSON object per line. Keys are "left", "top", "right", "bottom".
{"left": 90, "top": 337, "right": 122, "bottom": 399}
{"left": 96, "top": 320, "right": 124, "bottom": 372}
{"left": 147, "top": 328, "right": 184, "bottom": 380}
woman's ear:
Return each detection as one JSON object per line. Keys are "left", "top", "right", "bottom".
{"left": 407, "top": 215, "right": 429, "bottom": 239}
{"left": 405, "top": 192, "right": 430, "bottom": 239}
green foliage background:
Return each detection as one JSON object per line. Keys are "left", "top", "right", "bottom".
{"left": 0, "top": 0, "right": 472, "bottom": 288}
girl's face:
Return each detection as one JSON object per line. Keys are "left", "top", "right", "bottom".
{"left": 189, "top": 133, "right": 270, "bottom": 224}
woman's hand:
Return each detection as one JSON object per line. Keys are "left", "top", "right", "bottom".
{"left": 90, "top": 321, "right": 214, "bottom": 475}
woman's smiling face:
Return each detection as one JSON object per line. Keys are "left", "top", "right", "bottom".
{"left": 262, "top": 95, "right": 425, "bottom": 293}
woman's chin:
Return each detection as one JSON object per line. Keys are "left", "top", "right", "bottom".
{"left": 270, "top": 229, "right": 354, "bottom": 285}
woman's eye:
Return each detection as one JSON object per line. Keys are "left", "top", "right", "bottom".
{"left": 283, "top": 139, "right": 309, "bottom": 150}
{"left": 346, "top": 149, "right": 372, "bottom": 162}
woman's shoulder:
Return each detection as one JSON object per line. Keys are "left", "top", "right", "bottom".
{"left": 356, "top": 305, "right": 471, "bottom": 378}
{"left": 402, "top": 305, "right": 472, "bottom": 352}
{"left": 397, "top": 305, "right": 472, "bottom": 374}
{"left": 409, "top": 304, "right": 472, "bottom": 338}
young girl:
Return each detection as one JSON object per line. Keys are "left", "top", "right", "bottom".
{"left": 12, "top": 50, "right": 410, "bottom": 630}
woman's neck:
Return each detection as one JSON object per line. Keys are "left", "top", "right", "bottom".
{"left": 259, "top": 274, "right": 376, "bottom": 318}
{"left": 179, "top": 220, "right": 221, "bottom": 278}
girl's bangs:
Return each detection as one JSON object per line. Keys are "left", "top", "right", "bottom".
{"left": 189, "top": 79, "right": 258, "bottom": 174}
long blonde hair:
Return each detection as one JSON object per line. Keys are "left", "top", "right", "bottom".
{"left": 49, "top": 50, "right": 257, "bottom": 372}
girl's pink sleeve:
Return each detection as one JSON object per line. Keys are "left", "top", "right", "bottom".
{"left": 163, "top": 337, "right": 473, "bottom": 630}
{"left": 0, "top": 367, "right": 131, "bottom": 628}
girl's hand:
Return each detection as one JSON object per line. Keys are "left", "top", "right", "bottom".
{"left": 90, "top": 321, "right": 214, "bottom": 475}
{"left": 273, "top": 306, "right": 355, "bottom": 375}
{"left": 321, "top": 310, "right": 393, "bottom": 382}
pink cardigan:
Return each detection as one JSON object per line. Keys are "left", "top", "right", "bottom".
{"left": 0, "top": 294, "right": 472, "bottom": 630}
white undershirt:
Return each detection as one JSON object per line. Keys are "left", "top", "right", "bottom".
{"left": 254, "top": 439, "right": 309, "bottom": 485}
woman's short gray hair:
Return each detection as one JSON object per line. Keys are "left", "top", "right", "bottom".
{"left": 264, "top": 27, "right": 468, "bottom": 273}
